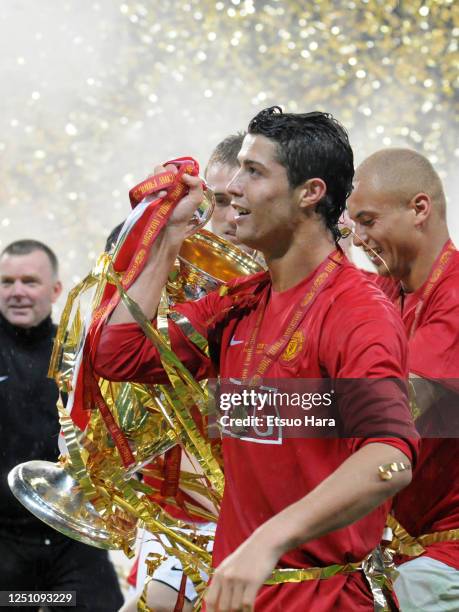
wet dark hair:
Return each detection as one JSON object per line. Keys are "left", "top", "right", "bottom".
{"left": 1, "top": 239, "right": 59, "bottom": 276}
{"left": 248, "top": 106, "right": 354, "bottom": 242}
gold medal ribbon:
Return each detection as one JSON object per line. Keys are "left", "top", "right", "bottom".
{"left": 399, "top": 239, "right": 456, "bottom": 339}
{"left": 240, "top": 251, "right": 343, "bottom": 381}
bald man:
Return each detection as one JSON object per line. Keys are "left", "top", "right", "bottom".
{"left": 348, "top": 148, "right": 459, "bottom": 611}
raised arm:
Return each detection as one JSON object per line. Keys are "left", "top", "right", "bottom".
{"left": 94, "top": 166, "right": 213, "bottom": 383}
{"left": 109, "top": 167, "right": 204, "bottom": 326}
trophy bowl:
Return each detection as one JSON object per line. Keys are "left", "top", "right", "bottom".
{"left": 8, "top": 460, "right": 130, "bottom": 550}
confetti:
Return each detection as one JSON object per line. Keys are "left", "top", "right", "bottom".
{"left": 0, "top": 0, "right": 457, "bottom": 302}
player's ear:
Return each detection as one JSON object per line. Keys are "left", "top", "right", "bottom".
{"left": 298, "top": 178, "right": 327, "bottom": 211}
{"left": 409, "top": 193, "right": 431, "bottom": 227}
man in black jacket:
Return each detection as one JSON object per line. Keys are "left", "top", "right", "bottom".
{"left": 0, "top": 239, "right": 123, "bottom": 611}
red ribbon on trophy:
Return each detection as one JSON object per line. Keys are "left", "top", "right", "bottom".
{"left": 70, "top": 158, "right": 202, "bottom": 467}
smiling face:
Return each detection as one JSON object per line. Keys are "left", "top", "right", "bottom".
{"left": 347, "top": 175, "right": 418, "bottom": 279}
{"left": 227, "top": 134, "right": 301, "bottom": 254}
{"left": 0, "top": 250, "right": 62, "bottom": 328}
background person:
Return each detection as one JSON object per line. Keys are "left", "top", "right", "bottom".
{"left": 0, "top": 239, "right": 124, "bottom": 612}
{"left": 348, "top": 148, "right": 459, "bottom": 611}
{"left": 205, "top": 132, "right": 248, "bottom": 252}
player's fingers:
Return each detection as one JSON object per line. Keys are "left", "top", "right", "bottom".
{"left": 216, "top": 578, "right": 235, "bottom": 612}
{"left": 241, "top": 583, "right": 257, "bottom": 612}
{"left": 150, "top": 163, "right": 178, "bottom": 177}
{"left": 228, "top": 581, "right": 246, "bottom": 611}
{"left": 205, "top": 577, "right": 221, "bottom": 612}
{"left": 181, "top": 172, "right": 202, "bottom": 187}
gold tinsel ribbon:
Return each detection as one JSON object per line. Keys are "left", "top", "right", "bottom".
{"left": 58, "top": 399, "right": 137, "bottom": 554}
{"left": 168, "top": 310, "right": 209, "bottom": 355}
{"left": 266, "top": 549, "right": 393, "bottom": 612}
{"left": 136, "top": 554, "right": 393, "bottom": 612}
{"left": 386, "top": 514, "right": 459, "bottom": 557}
{"left": 106, "top": 262, "right": 224, "bottom": 498}
{"left": 57, "top": 399, "right": 100, "bottom": 505}
{"left": 137, "top": 552, "right": 166, "bottom": 612}
{"left": 137, "top": 554, "right": 393, "bottom": 612}
{"left": 418, "top": 529, "right": 459, "bottom": 546}
{"left": 48, "top": 269, "right": 100, "bottom": 384}
{"left": 266, "top": 561, "right": 363, "bottom": 584}
{"left": 46, "top": 253, "right": 218, "bottom": 606}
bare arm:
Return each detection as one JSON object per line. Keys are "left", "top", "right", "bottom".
{"left": 246, "top": 442, "right": 410, "bottom": 552}
{"left": 109, "top": 169, "right": 204, "bottom": 326}
{"left": 206, "top": 442, "right": 412, "bottom": 611}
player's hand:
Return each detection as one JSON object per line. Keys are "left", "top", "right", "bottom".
{"left": 152, "top": 163, "right": 203, "bottom": 233}
{"left": 205, "top": 531, "right": 280, "bottom": 611}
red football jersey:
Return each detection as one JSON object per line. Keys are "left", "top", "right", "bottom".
{"left": 96, "top": 253, "right": 417, "bottom": 610}
{"left": 389, "top": 244, "right": 459, "bottom": 570}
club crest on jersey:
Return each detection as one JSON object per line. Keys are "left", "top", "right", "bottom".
{"left": 281, "top": 330, "right": 305, "bottom": 362}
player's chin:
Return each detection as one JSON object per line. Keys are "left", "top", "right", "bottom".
{"left": 376, "top": 265, "right": 391, "bottom": 277}
{"left": 223, "top": 233, "right": 240, "bottom": 245}
{"left": 375, "top": 258, "right": 392, "bottom": 276}
{"left": 235, "top": 228, "right": 257, "bottom": 249}
{"left": 237, "top": 239, "right": 257, "bottom": 254}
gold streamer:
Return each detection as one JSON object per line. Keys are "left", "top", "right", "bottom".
{"left": 386, "top": 514, "right": 459, "bottom": 557}
{"left": 48, "top": 271, "right": 99, "bottom": 383}
{"left": 106, "top": 263, "right": 224, "bottom": 498}
{"left": 58, "top": 400, "right": 99, "bottom": 505}
{"left": 168, "top": 310, "right": 209, "bottom": 355}
{"left": 266, "top": 560, "right": 363, "bottom": 584}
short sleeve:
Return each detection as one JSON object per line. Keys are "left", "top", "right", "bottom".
{"left": 319, "top": 283, "right": 419, "bottom": 461}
